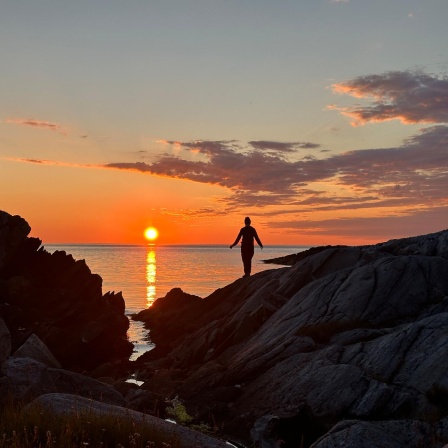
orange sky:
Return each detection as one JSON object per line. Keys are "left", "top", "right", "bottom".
{"left": 1, "top": 2, "right": 447, "bottom": 246}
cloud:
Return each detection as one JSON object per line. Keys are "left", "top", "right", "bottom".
{"left": 332, "top": 125, "right": 448, "bottom": 192}
{"left": 268, "top": 206, "right": 448, "bottom": 240}
{"left": 6, "top": 157, "right": 94, "bottom": 170}
{"left": 160, "top": 207, "right": 229, "bottom": 220}
{"left": 331, "top": 70, "right": 448, "bottom": 125}
{"left": 9, "top": 121, "right": 447, "bottom": 220}
{"left": 5, "top": 118, "right": 67, "bottom": 134}
{"left": 103, "top": 125, "right": 448, "bottom": 213}
{"left": 248, "top": 141, "right": 320, "bottom": 153}
{"left": 106, "top": 140, "right": 311, "bottom": 197}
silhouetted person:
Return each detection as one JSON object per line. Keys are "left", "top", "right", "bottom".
{"left": 230, "top": 217, "right": 263, "bottom": 277}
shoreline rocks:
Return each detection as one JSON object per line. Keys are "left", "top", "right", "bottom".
{"left": 0, "top": 210, "right": 234, "bottom": 447}
{"left": 0, "top": 210, "right": 133, "bottom": 371}
{"left": 133, "top": 228, "right": 448, "bottom": 447}
{"left": 3, "top": 208, "right": 448, "bottom": 447}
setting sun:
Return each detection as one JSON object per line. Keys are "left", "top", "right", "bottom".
{"left": 144, "top": 227, "right": 159, "bottom": 242}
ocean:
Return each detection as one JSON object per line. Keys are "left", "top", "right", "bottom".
{"left": 45, "top": 244, "right": 307, "bottom": 359}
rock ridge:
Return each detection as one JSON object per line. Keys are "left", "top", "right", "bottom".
{"left": 0, "top": 210, "right": 133, "bottom": 371}
{"left": 134, "top": 228, "right": 448, "bottom": 447}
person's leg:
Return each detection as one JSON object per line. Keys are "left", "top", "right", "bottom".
{"left": 241, "top": 247, "right": 254, "bottom": 276}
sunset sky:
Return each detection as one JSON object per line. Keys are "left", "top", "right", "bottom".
{"left": 1, "top": 0, "right": 447, "bottom": 245}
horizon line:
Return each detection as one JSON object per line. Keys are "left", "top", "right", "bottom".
{"left": 42, "top": 242, "right": 314, "bottom": 248}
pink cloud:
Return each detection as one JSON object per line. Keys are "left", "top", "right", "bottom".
{"left": 5, "top": 118, "right": 66, "bottom": 134}
{"left": 331, "top": 70, "right": 448, "bottom": 126}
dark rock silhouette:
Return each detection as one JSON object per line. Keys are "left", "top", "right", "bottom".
{"left": 0, "top": 210, "right": 239, "bottom": 446}
{"left": 133, "top": 229, "right": 448, "bottom": 447}
{"left": 3, "top": 208, "right": 448, "bottom": 446}
{"left": 0, "top": 210, "right": 133, "bottom": 371}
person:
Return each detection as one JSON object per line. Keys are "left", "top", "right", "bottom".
{"left": 230, "top": 217, "right": 263, "bottom": 277}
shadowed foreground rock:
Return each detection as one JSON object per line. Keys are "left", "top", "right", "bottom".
{"left": 26, "top": 393, "right": 228, "bottom": 448}
{"left": 134, "top": 229, "right": 448, "bottom": 447}
{"left": 1, "top": 356, "right": 125, "bottom": 406}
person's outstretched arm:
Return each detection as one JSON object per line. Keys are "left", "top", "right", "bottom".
{"left": 230, "top": 230, "right": 242, "bottom": 248}
{"left": 254, "top": 230, "right": 263, "bottom": 249}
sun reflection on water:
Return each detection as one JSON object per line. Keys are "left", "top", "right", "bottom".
{"left": 146, "top": 247, "right": 156, "bottom": 307}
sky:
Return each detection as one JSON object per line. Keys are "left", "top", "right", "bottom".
{"left": 1, "top": 0, "right": 447, "bottom": 245}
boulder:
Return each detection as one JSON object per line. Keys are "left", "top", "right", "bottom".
{"left": 124, "top": 388, "right": 161, "bottom": 414}
{"left": 12, "top": 333, "right": 61, "bottom": 368}
{"left": 25, "top": 393, "right": 228, "bottom": 448}
{"left": 311, "top": 419, "right": 444, "bottom": 448}
{"left": 250, "top": 415, "right": 282, "bottom": 448}
{"left": 1, "top": 357, "right": 125, "bottom": 406}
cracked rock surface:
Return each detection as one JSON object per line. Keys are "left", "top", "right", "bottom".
{"left": 134, "top": 229, "right": 448, "bottom": 447}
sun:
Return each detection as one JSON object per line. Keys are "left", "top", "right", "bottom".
{"left": 144, "top": 227, "right": 159, "bottom": 242}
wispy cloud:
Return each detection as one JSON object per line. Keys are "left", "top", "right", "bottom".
{"left": 5, "top": 118, "right": 67, "bottom": 134}
{"left": 331, "top": 70, "right": 448, "bottom": 126}
{"left": 6, "top": 157, "right": 94, "bottom": 169}
{"left": 160, "top": 207, "right": 229, "bottom": 220}
{"left": 103, "top": 124, "right": 448, "bottom": 212}
{"left": 268, "top": 206, "right": 448, "bottom": 239}
{"left": 13, "top": 123, "right": 446, "bottom": 213}
{"left": 248, "top": 140, "right": 320, "bottom": 154}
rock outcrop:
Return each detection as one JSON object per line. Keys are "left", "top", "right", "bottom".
{"left": 25, "top": 393, "right": 228, "bottom": 448}
{"left": 0, "top": 210, "right": 133, "bottom": 371}
{"left": 0, "top": 210, "right": 231, "bottom": 447}
{"left": 4, "top": 208, "right": 448, "bottom": 447}
{"left": 134, "top": 229, "right": 448, "bottom": 447}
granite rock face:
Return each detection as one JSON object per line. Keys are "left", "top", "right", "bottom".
{"left": 134, "top": 229, "right": 448, "bottom": 447}
{"left": 0, "top": 210, "right": 133, "bottom": 371}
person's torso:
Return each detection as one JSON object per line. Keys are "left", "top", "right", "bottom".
{"left": 240, "top": 226, "right": 256, "bottom": 247}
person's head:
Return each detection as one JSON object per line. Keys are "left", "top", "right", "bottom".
{"left": 244, "top": 217, "right": 251, "bottom": 225}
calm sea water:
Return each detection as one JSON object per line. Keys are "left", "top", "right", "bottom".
{"left": 45, "top": 244, "right": 306, "bottom": 358}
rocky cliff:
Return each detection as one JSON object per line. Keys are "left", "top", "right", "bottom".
{"left": 0, "top": 211, "right": 231, "bottom": 447}
{"left": 0, "top": 210, "right": 133, "bottom": 371}
{"left": 134, "top": 229, "right": 448, "bottom": 447}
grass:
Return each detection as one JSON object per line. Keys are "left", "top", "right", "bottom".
{"left": 0, "top": 397, "right": 182, "bottom": 448}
